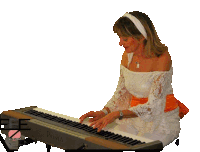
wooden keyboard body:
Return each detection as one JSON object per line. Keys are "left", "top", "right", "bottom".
{"left": 0, "top": 106, "right": 163, "bottom": 150}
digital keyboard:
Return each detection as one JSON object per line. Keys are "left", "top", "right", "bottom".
{"left": 0, "top": 106, "right": 163, "bottom": 150}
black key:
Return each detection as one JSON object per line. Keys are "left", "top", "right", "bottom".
{"left": 45, "top": 114, "right": 51, "bottom": 117}
{"left": 40, "top": 115, "right": 47, "bottom": 118}
{"left": 88, "top": 130, "right": 96, "bottom": 134}
{"left": 75, "top": 124, "right": 85, "bottom": 129}
{"left": 39, "top": 114, "right": 47, "bottom": 118}
{"left": 112, "top": 135, "right": 122, "bottom": 140}
{"left": 109, "top": 134, "right": 119, "bottom": 139}
{"left": 83, "top": 126, "right": 93, "bottom": 131}
{"left": 123, "top": 138, "right": 133, "bottom": 143}
{"left": 72, "top": 123, "right": 80, "bottom": 127}
{"left": 82, "top": 127, "right": 92, "bottom": 132}
{"left": 61, "top": 120, "right": 70, "bottom": 124}
{"left": 74, "top": 123, "right": 81, "bottom": 127}
{"left": 46, "top": 117, "right": 53, "bottom": 120}
{"left": 66, "top": 122, "right": 76, "bottom": 127}
{"left": 53, "top": 118, "right": 62, "bottom": 122}
{"left": 104, "top": 132, "right": 114, "bottom": 138}
{"left": 115, "top": 136, "right": 126, "bottom": 142}
{"left": 102, "top": 131, "right": 109, "bottom": 136}
{"left": 86, "top": 126, "right": 95, "bottom": 131}
{"left": 30, "top": 111, "right": 39, "bottom": 116}
{"left": 87, "top": 128, "right": 95, "bottom": 132}
{"left": 34, "top": 112, "right": 42, "bottom": 115}
{"left": 116, "top": 137, "right": 128, "bottom": 142}
{"left": 106, "top": 133, "right": 115, "bottom": 137}
{"left": 106, "top": 132, "right": 113, "bottom": 136}
{"left": 126, "top": 140, "right": 137, "bottom": 144}
{"left": 92, "top": 128, "right": 99, "bottom": 134}
{"left": 98, "top": 130, "right": 107, "bottom": 136}
{"left": 65, "top": 120, "right": 72, "bottom": 124}
{"left": 58, "top": 118, "right": 66, "bottom": 122}
{"left": 87, "top": 126, "right": 94, "bottom": 129}
{"left": 97, "top": 131, "right": 105, "bottom": 136}
{"left": 129, "top": 141, "right": 140, "bottom": 146}
{"left": 89, "top": 128, "right": 98, "bottom": 134}
{"left": 64, "top": 121, "right": 74, "bottom": 126}
{"left": 119, "top": 137, "right": 133, "bottom": 141}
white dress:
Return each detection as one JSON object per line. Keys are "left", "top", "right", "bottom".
{"left": 105, "top": 52, "right": 181, "bottom": 147}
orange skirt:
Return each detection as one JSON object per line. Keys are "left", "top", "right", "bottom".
{"left": 130, "top": 94, "right": 189, "bottom": 119}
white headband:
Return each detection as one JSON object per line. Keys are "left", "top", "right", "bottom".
{"left": 122, "top": 13, "right": 147, "bottom": 39}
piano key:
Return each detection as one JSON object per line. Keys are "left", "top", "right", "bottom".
{"left": 82, "top": 127, "right": 92, "bottom": 132}
{"left": 117, "top": 136, "right": 127, "bottom": 141}
{"left": 66, "top": 122, "right": 78, "bottom": 127}
{"left": 129, "top": 140, "right": 142, "bottom": 146}
{"left": 83, "top": 126, "right": 93, "bottom": 131}
{"left": 112, "top": 135, "right": 123, "bottom": 140}
{"left": 96, "top": 131, "right": 104, "bottom": 136}
{"left": 116, "top": 136, "right": 129, "bottom": 142}
{"left": 104, "top": 132, "right": 113, "bottom": 138}
{"left": 41, "top": 114, "right": 50, "bottom": 118}
{"left": 45, "top": 116, "right": 55, "bottom": 120}
{"left": 113, "top": 135, "right": 122, "bottom": 140}
{"left": 32, "top": 108, "right": 76, "bottom": 120}
{"left": 74, "top": 124, "right": 84, "bottom": 129}
{"left": 128, "top": 140, "right": 142, "bottom": 145}
{"left": 126, "top": 139, "right": 137, "bottom": 144}
{"left": 108, "top": 133, "right": 116, "bottom": 138}
{"left": 122, "top": 137, "right": 133, "bottom": 143}
{"left": 88, "top": 128, "right": 98, "bottom": 134}
{"left": 60, "top": 120, "right": 69, "bottom": 124}
{"left": 97, "top": 130, "right": 107, "bottom": 136}
{"left": 30, "top": 108, "right": 154, "bottom": 143}
{"left": 53, "top": 118, "right": 62, "bottom": 122}
{"left": 109, "top": 134, "right": 119, "bottom": 140}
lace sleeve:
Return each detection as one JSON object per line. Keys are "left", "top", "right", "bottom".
{"left": 128, "top": 72, "right": 171, "bottom": 122}
{"left": 104, "top": 66, "right": 132, "bottom": 113}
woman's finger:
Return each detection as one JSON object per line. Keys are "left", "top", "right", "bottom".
{"left": 91, "top": 120, "right": 101, "bottom": 128}
{"left": 102, "top": 121, "right": 108, "bottom": 129}
{"left": 92, "top": 122, "right": 100, "bottom": 128}
{"left": 97, "top": 122, "right": 106, "bottom": 132}
{"left": 89, "top": 121, "right": 97, "bottom": 127}
{"left": 94, "top": 123, "right": 102, "bottom": 129}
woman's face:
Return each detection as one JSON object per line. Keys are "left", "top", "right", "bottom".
{"left": 119, "top": 36, "right": 145, "bottom": 54}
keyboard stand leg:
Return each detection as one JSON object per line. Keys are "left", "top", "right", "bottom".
{"left": 77, "top": 144, "right": 87, "bottom": 150}
{"left": 47, "top": 145, "right": 51, "bottom": 152}
{"left": 5, "top": 136, "right": 19, "bottom": 150}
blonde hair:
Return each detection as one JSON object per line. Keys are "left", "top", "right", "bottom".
{"left": 113, "top": 11, "right": 167, "bottom": 58}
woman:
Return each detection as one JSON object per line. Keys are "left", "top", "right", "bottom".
{"left": 79, "top": 11, "right": 189, "bottom": 147}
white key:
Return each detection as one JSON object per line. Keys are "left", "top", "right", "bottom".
{"left": 34, "top": 107, "right": 79, "bottom": 122}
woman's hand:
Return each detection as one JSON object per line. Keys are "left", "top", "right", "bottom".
{"left": 89, "top": 112, "right": 118, "bottom": 132}
{"left": 79, "top": 111, "right": 106, "bottom": 124}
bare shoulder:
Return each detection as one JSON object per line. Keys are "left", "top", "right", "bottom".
{"left": 121, "top": 51, "right": 127, "bottom": 67}
{"left": 155, "top": 50, "right": 172, "bottom": 71}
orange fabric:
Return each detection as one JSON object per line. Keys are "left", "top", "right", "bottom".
{"left": 130, "top": 94, "right": 189, "bottom": 119}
